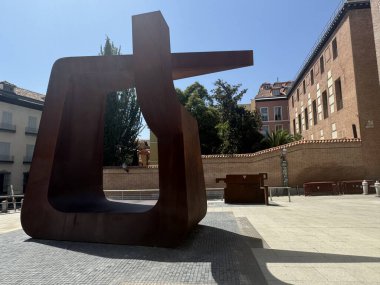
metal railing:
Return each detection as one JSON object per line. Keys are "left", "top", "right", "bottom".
{"left": 25, "top": 127, "right": 38, "bottom": 135}
{"left": 1, "top": 185, "right": 24, "bottom": 213}
{"left": 104, "top": 188, "right": 224, "bottom": 201}
{"left": 23, "top": 156, "right": 33, "bottom": 163}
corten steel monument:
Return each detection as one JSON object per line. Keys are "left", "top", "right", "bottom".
{"left": 21, "top": 11, "right": 253, "bottom": 246}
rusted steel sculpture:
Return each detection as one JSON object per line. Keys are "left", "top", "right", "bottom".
{"left": 21, "top": 11, "right": 253, "bottom": 246}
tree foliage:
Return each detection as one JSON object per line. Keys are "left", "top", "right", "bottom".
{"left": 101, "top": 37, "right": 143, "bottom": 166}
{"left": 176, "top": 83, "right": 221, "bottom": 154}
{"left": 261, "top": 130, "right": 302, "bottom": 148}
{"left": 211, "top": 79, "right": 263, "bottom": 154}
{"left": 177, "top": 80, "right": 263, "bottom": 155}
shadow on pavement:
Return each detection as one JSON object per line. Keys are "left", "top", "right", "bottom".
{"left": 23, "top": 212, "right": 380, "bottom": 285}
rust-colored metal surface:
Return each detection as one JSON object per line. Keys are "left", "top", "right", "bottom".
{"left": 21, "top": 11, "right": 253, "bottom": 246}
{"left": 216, "top": 174, "right": 268, "bottom": 204}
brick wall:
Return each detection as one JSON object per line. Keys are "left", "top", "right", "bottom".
{"left": 103, "top": 139, "right": 370, "bottom": 190}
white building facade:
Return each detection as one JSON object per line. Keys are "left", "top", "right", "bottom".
{"left": 0, "top": 81, "right": 44, "bottom": 195}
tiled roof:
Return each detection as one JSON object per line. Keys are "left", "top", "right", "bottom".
{"left": 14, "top": 87, "right": 45, "bottom": 101}
{"left": 0, "top": 81, "right": 44, "bottom": 110}
{"left": 255, "top": 81, "right": 293, "bottom": 99}
{"left": 0, "top": 81, "right": 45, "bottom": 102}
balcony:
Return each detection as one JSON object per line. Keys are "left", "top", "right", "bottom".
{"left": 25, "top": 127, "right": 38, "bottom": 135}
{"left": 0, "top": 155, "right": 14, "bottom": 163}
{"left": 0, "top": 122, "right": 16, "bottom": 133}
{"left": 23, "top": 156, "right": 33, "bottom": 164}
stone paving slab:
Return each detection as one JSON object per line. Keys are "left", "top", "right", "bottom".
{"left": 0, "top": 212, "right": 266, "bottom": 285}
{"left": 1, "top": 195, "right": 380, "bottom": 284}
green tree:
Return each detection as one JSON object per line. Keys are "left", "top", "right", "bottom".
{"left": 176, "top": 83, "right": 221, "bottom": 154}
{"left": 101, "top": 37, "right": 143, "bottom": 166}
{"left": 211, "top": 79, "right": 263, "bottom": 154}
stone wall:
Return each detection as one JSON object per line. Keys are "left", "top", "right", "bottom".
{"left": 103, "top": 139, "right": 369, "bottom": 190}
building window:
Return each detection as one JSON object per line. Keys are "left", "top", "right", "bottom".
{"left": 322, "top": 91, "right": 329, "bottom": 119}
{"left": 262, "top": 125, "right": 269, "bottom": 135}
{"left": 25, "top": 116, "right": 38, "bottom": 135}
{"left": 352, "top": 124, "right": 358, "bottom": 138}
{"left": 297, "top": 88, "right": 300, "bottom": 101}
{"left": 291, "top": 96, "right": 294, "bottom": 108}
{"left": 303, "top": 80, "right": 306, "bottom": 94}
{"left": 274, "top": 106, "right": 282, "bottom": 121}
{"left": 320, "top": 56, "right": 325, "bottom": 74}
{"left": 304, "top": 108, "right": 309, "bottom": 130}
{"left": 272, "top": 89, "right": 280, "bottom": 96}
{"left": 0, "top": 172, "right": 11, "bottom": 195}
{"left": 298, "top": 114, "right": 302, "bottom": 134}
{"left": 312, "top": 100, "right": 317, "bottom": 125}
{"left": 260, "top": 107, "right": 269, "bottom": 121}
{"left": 310, "top": 69, "right": 314, "bottom": 85}
{"left": 325, "top": 46, "right": 331, "bottom": 62}
{"left": 0, "top": 111, "right": 16, "bottom": 132}
{"left": 332, "top": 38, "right": 338, "bottom": 60}
{"left": 335, "top": 78, "right": 343, "bottom": 111}
{"left": 24, "top": 144, "right": 35, "bottom": 163}
{"left": 0, "top": 142, "right": 13, "bottom": 162}
{"left": 23, "top": 172, "right": 29, "bottom": 193}
{"left": 293, "top": 119, "right": 296, "bottom": 134}
{"left": 275, "top": 124, "right": 283, "bottom": 132}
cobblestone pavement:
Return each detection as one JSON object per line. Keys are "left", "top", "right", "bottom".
{"left": 1, "top": 195, "right": 380, "bottom": 284}
{"left": 0, "top": 211, "right": 266, "bottom": 285}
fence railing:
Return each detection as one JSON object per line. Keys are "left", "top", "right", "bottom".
{"left": 104, "top": 188, "right": 224, "bottom": 201}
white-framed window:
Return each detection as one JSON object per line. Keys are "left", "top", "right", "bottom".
{"left": 28, "top": 116, "right": 37, "bottom": 129}
{"left": 260, "top": 107, "right": 269, "bottom": 121}
{"left": 26, "top": 116, "right": 38, "bottom": 134}
{"left": 262, "top": 125, "right": 270, "bottom": 135}
{"left": 26, "top": 144, "right": 34, "bottom": 158}
{"left": 275, "top": 124, "right": 283, "bottom": 132}
{"left": 274, "top": 106, "right": 282, "bottom": 121}
{"left": 0, "top": 111, "right": 15, "bottom": 131}
{"left": 0, "top": 142, "right": 12, "bottom": 162}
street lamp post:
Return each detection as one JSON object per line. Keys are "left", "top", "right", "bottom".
{"left": 280, "top": 148, "right": 288, "bottom": 187}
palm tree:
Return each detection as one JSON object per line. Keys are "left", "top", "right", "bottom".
{"left": 261, "top": 130, "right": 302, "bottom": 148}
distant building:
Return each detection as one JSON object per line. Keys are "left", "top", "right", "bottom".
{"left": 0, "top": 81, "right": 44, "bottom": 195}
{"left": 254, "top": 81, "right": 292, "bottom": 134}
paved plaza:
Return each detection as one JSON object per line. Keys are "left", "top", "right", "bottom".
{"left": 1, "top": 194, "right": 380, "bottom": 284}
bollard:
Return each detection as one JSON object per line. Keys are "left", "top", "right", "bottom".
{"left": 1, "top": 200, "right": 8, "bottom": 213}
{"left": 375, "top": 181, "right": 380, "bottom": 197}
{"left": 362, "top": 180, "right": 369, "bottom": 195}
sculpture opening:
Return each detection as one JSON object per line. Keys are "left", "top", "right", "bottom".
{"left": 21, "top": 11, "right": 253, "bottom": 246}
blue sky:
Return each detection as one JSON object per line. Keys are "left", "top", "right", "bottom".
{"left": 0, "top": 0, "right": 342, "bottom": 139}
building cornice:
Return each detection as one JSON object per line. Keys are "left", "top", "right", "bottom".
{"left": 287, "top": 0, "right": 371, "bottom": 97}
{"left": 201, "top": 138, "right": 362, "bottom": 159}
{"left": 0, "top": 91, "right": 44, "bottom": 111}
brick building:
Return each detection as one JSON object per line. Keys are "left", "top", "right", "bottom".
{"left": 287, "top": 0, "right": 380, "bottom": 177}
{"left": 288, "top": 0, "right": 379, "bottom": 141}
{"left": 254, "top": 81, "right": 292, "bottom": 134}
